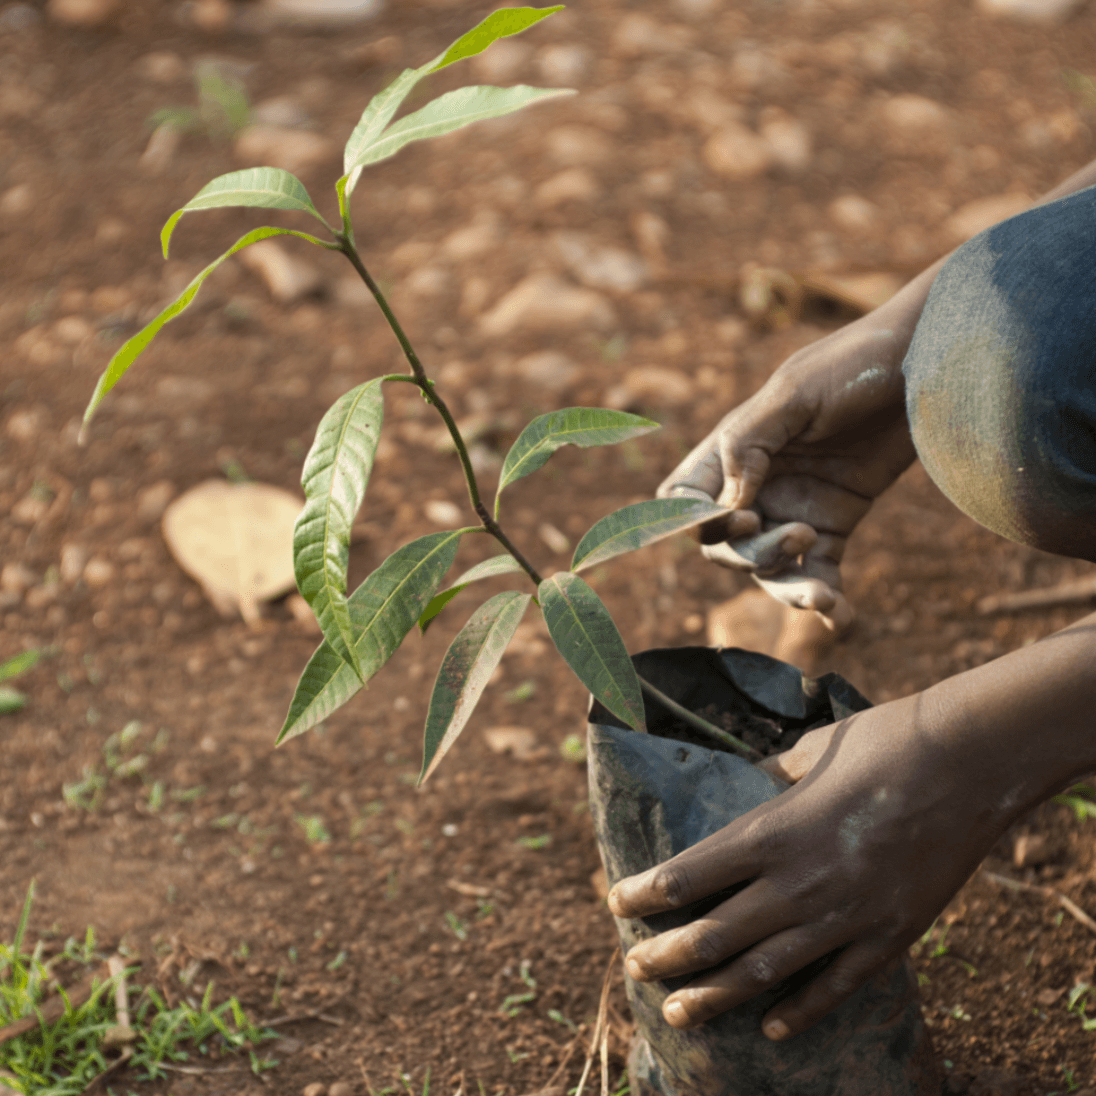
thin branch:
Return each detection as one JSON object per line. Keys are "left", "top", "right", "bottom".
{"left": 638, "top": 679, "right": 762, "bottom": 760}
{"left": 340, "top": 240, "right": 486, "bottom": 517}
{"left": 981, "top": 869, "right": 1096, "bottom": 936}
{"left": 473, "top": 502, "right": 543, "bottom": 586}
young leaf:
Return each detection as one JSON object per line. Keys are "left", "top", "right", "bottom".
{"left": 341, "top": 5, "right": 565, "bottom": 196}
{"left": 294, "top": 379, "right": 385, "bottom": 679}
{"left": 572, "top": 497, "right": 729, "bottom": 572}
{"left": 496, "top": 408, "right": 659, "bottom": 509}
{"left": 429, "top": 6, "right": 565, "bottom": 73}
{"left": 350, "top": 85, "right": 574, "bottom": 172}
{"left": 278, "top": 530, "right": 465, "bottom": 744}
{"left": 419, "top": 591, "right": 532, "bottom": 784}
{"left": 538, "top": 572, "right": 646, "bottom": 733}
{"left": 0, "top": 649, "right": 41, "bottom": 682}
{"left": 0, "top": 687, "right": 27, "bottom": 714}
{"left": 342, "top": 65, "right": 430, "bottom": 197}
{"left": 81, "top": 225, "right": 335, "bottom": 440}
{"left": 418, "top": 553, "right": 527, "bottom": 634}
{"left": 161, "top": 168, "right": 330, "bottom": 257}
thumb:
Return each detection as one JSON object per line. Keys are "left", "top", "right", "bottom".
{"left": 758, "top": 723, "right": 838, "bottom": 783}
{"left": 716, "top": 387, "right": 814, "bottom": 512}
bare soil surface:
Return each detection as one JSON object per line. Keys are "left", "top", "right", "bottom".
{"left": 3, "top": 0, "right": 1096, "bottom": 1093}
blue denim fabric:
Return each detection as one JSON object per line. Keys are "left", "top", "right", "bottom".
{"left": 902, "top": 185, "right": 1096, "bottom": 563}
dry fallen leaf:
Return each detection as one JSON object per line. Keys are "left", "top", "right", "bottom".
{"left": 162, "top": 479, "right": 302, "bottom": 624}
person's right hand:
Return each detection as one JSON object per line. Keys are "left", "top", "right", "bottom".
{"left": 660, "top": 313, "right": 919, "bottom": 629}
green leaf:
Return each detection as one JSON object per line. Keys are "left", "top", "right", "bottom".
{"left": 538, "top": 572, "right": 645, "bottom": 732}
{"left": 418, "top": 553, "right": 527, "bottom": 633}
{"left": 429, "top": 6, "right": 565, "bottom": 73}
{"left": 0, "top": 649, "right": 41, "bottom": 683}
{"left": 294, "top": 379, "right": 385, "bottom": 679}
{"left": 342, "top": 65, "right": 430, "bottom": 197}
{"left": 341, "top": 5, "right": 565, "bottom": 196}
{"left": 0, "top": 687, "right": 27, "bottom": 714}
{"left": 350, "top": 84, "right": 574, "bottom": 172}
{"left": 572, "top": 497, "right": 729, "bottom": 572}
{"left": 277, "top": 530, "right": 465, "bottom": 744}
{"left": 80, "top": 226, "right": 334, "bottom": 440}
{"left": 419, "top": 591, "right": 532, "bottom": 783}
{"left": 496, "top": 408, "right": 659, "bottom": 510}
{"left": 161, "top": 168, "right": 329, "bottom": 258}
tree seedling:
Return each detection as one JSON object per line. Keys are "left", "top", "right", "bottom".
{"left": 81, "top": 7, "right": 758, "bottom": 781}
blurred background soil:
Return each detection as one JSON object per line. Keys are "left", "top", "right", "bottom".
{"left": 2, "top": 0, "right": 1096, "bottom": 1092}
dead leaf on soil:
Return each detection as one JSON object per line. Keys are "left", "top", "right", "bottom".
{"left": 162, "top": 479, "right": 302, "bottom": 625}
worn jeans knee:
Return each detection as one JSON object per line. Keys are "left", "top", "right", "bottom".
{"left": 902, "top": 185, "right": 1096, "bottom": 563}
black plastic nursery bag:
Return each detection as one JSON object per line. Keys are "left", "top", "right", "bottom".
{"left": 587, "top": 647, "right": 939, "bottom": 1096}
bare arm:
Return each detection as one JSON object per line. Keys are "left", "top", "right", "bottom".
{"left": 662, "top": 157, "right": 1096, "bottom": 626}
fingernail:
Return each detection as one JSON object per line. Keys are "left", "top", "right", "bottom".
{"left": 763, "top": 1018, "right": 789, "bottom": 1041}
{"left": 665, "top": 1000, "right": 688, "bottom": 1027}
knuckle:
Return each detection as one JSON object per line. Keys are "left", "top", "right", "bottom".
{"left": 821, "top": 964, "right": 864, "bottom": 1003}
{"left": 684, "top": 927, "right": 724, "bottom": 969}
{"left": 652, "top": 865, "right": 690, "bottom": 908}
{"left": 738, "top": 949, "right": 781, "bottom": 991}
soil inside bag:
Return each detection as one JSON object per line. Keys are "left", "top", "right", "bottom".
{"left": 587, "top": 647, "right": 940, "bottom": 1096}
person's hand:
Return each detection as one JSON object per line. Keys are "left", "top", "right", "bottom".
{"left": 660, "top": 314, "right": 919, "bottom": 629}
{"left": 605, "top": 694, "right": 1005, "bottom": 1040}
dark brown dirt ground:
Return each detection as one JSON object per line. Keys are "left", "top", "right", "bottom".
{"left": 2, "top": 0, "right": 1096, "bottom": 1093}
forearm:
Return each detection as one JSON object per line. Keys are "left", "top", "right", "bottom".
{"left": 921, "top": 608, "right": 1096, "bottom": 827}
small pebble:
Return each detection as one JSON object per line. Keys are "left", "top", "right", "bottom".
{"left": 479, "top": 274, "right": 616, "bottom": 337}
{"left": 703, "top": 123, "right": 773, "bottom": 180}
{"left": 302, "top": 1083, "right": 327, "bottom": 1096}
{"left": 47, "top": 0, "right": 117, "bottom": 26}
{"left": 1012, "top": 831, "right": 1051, "bottom": 868}
{"left": 423, "top": 499, "right": 462, "bottom": 526}
{"left": 234, "top": 125, "right": 339, "bottom": 174}
{"left": 240, "top": 240, "right": 323, "bottom": 304}
{"left": 83, "top": 558, "right": 115, "bottom": 587}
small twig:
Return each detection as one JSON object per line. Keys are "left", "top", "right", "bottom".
{"left": 638, "top": 679, "right": 762, "bottom": 761}
{"left": 262, "top": 1010, "right": 345, "bottom": 1028}
{"left": 574, "top": 948, "right": 620, "bottom": 1096}
{"left": 977, "top": 576, "right": 1096, "bottom": 615}
{"left": 149, "top": 1063, "right": 248, "bottom": 1076}
{"left": 542, "top": 1032, "right": 582, "bottom": 1092}
{"left": 981, "top": 870, "right": 1096, "bottom": 936}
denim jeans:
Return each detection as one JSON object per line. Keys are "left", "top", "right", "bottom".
{"left": 902, "top": 184, "right": 1096, "bottom": 563}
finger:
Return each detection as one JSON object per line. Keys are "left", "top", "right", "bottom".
{"left": 718, "top": 438, "right": 774, "bottom": 512}
{"left": 758, "top": 724, "right": 838, "bottom": 784}
{"left": 660, "top": 926, "right": 844, "bottom": 1030}
{"left": 700, "top": 522, "right": 818, "bottom": 574}
{"left": 761, "top": 942, "right": 893, "bottom": 1041}
{"left": 699, "top": 527, "right": 818, "bottom": 576}
{"left": 625, "top": 879, "right": 795, "bottom": 984}
{"left": 659, "top": 444, "right": 725, "bottom": 503}
{"left": 607, "top": 823, "right": 762, "bottom": 919}
{"left": 751, "top": 569, "right": 838, "bottom": 616}
{"left": 694, "top": 505, "right": 762, "bottom": 545}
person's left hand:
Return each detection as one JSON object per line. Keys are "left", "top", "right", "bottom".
{"left": 606, "top": 694, "right": 1006, "bottom": 1040}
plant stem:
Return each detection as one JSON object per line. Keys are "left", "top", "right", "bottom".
{"left": 340, "top": 240, "right": 482, "bottom": 496}
{"left": 344, "top": 239, "right": 720, "bottom": 734}
{"left": 341, "top": 239, "right": 544, "bottom": 587}
{"left": 638, "top": 679, "right": 762, "bottom": 761}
